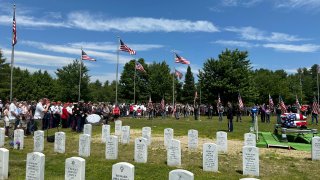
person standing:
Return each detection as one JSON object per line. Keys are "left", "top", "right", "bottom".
{"left": 236, "top": 105, "right": 242, "bottom": 122}
{"left": 61, "top": 103, "right": 69, "bottom": 128}
{"left": 312, "top": 102, "right": 319, "bottom": 125}
{"left": 227, "top": 102, "right": 233, "bottom": 132}
{"left": 208, "top": 104, "right": 213, "bottom": 119}
{"left": 217, "top": 103, "right": 224, "bottom": 122}
{"left": 275, "top": 105, "right": 282, "bottom": 124}
{"left": 33, "top": 98, "right": 50, "bottom": 131}
{"left": 8, "top": 98, "right": 18, "bottom": 130}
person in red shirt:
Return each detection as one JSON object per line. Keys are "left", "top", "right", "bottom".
{"left": 113, "top": 105, "right": 120, "bottom": 120}
{"left": 61, "top": 103, "right": 69, "bottom": 128}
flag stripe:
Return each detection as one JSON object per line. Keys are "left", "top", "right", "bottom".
{"left": 238, "top": 94, "right": 244, "bottom": 109}
{"left": 82, "top": 50, "right": 96, "bottom": 61}
{"left": 174, "top": 53, "right": 190, "bottom": 65}
{"left": 12, "top": 5, "right": 17, "bottom": 46}
{"left": 120, "top": 39, "right": 136, "bottom": 55}
{"left": 175, "top": 69, "right": 183, "bottom": 79}
{"left": 135, "top": 62, "right": 146, "bottom": 72}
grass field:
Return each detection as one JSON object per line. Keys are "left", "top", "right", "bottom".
{"left": 5, "top": 115, "right": 320, "bottom": 179}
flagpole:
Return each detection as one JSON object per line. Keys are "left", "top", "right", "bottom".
{"left": 172, "top": 51, "right": 175, "bottom": 107}
{"left": 317, "top": 68, "right": 319, "bottom": 106}
{"left": 134, "top": 61, "right": 136, "bottom": 104}
{"left": 78, "top": 48, "right": 82, "bottom": 102}
{"left": 9, "top": 4, "right": 16, "bottom": 102}
{"left": 116, "top": 37, "right": 120, "bottom": 105}
{"left": 299, "top": 73, "right": 303, "bottom": 103}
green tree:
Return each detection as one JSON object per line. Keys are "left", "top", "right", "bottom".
{"left": 0, "top": 50, "right": 10, "bottom": 100}
{"left": 199, "top": 49, "right": 258, "bottom": 105}
{"left": 56, "top": 60, "right": 90, "bottom": 102}
{"left": 182, "top": 66, "right": 195, "bottom": 104}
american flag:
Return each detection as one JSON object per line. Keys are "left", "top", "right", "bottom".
{"left": 161, "top": 98, "right": 165, "bottom": 110}
{"left": 279, "top": 96, "right": 287, "bottom": 113}
{"left": 119, "top": 39, "right": 136, "bottom": 55}
{"left": 135, "top": 62, "right": 146, "bottom": 73}
{"left": 174, "top": 69, "right": 183, "bottom": 79}
{"left": 296, "top": 95, "right": 301, "bottom": 109}
{"left": 312, "top": 96, "right": 319, "bottom": 114}
{"left": 81, "top": 50, "right": 96, "bottom": 61}
{"left": 269, "top": 94, "right": 274, "bottom": 109}
{"left": 238, "top": 94, "right": 244, "bottom": 109}
{"left": 12, "top": 4, "right": 17, "bottom": 46}
{"left": 174, "top": 53, "right": 190, "bottom": 65}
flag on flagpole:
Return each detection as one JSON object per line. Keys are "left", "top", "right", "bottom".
{"left": 81, "top": 50, "right": 96, "bottom": 61}
{"left": 312, "top": 96, "right": 319, "bottom": 114}
{"left": 296, "top": 95, "right": 301, "bottom": 109}
{"left": 174, "top": 52, "right": 190, "bottom": 65}
{"left": 135, "top": 62, "right": 146, "bottom": 73}
{"left": 279, "top": 96, "right": 287, "bottom": 113}
{"left": 269, "top": 94, "right": 274, "bottom": 109}
{"left": 238, "top": 93, "right": 244, "bottom": 109}
{"left": 119, "top": 39, "right": 136, "bottom": 55}
{"left": 12, "top": 4, "right": 17, "bottom": 46}
{"left": 174, "top": 69, "right": 183, "bottom": 79}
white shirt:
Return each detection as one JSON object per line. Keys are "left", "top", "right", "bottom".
{"left": 66, "top": 106, "right": 73, "bottom": 114}
{"left": 8, "top": 103, "right": 17, "bottom": 120}
{"left": 34, "top": 102, "right": 45, "bottom": 119}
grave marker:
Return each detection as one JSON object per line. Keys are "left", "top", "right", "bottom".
{"left": 169, "top": 169, "right": 194, "bottom": 180}
{"left": 142, "top": 127, "right": 151, "bottom": 145}
{"left": 203, "top": 143, "right": 218, "bottom": 172}
{"left": 134, "top": 137, "right": 148, "bottom": 163}
{"left": 106, "top": 135, "right": 118, "bottom": 160}
{"left": 216, "top": 131, "right": 227, "bottom": 153}
{"left": 54, "top": 132, "right": 65, "bottom": 153}
{"left": 26, "top": 152, "right": 45, "bottom": 180}
{"left": 243, "top": 146, "right": 259, "bottom": 177}
{"left": 34, "top": 130, "right": 44, "bottom": 152}
{"left": 112, "top": 162, "right": 134, "bottom": 180}
{"left": 79, "top": 134, "right": 91, "bottom": 157}
{"left": 65, "top": 157, "right": 85, "bottom": 180}
{"left": 188, "top": 129, "right": 198, "bottom": 151}
{"left": 167, "top": 139, "right": 181, "bottom": 167}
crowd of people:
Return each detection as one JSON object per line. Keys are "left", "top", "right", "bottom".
{"left": 0, "top": 98, "right": 318, "bottom": 136}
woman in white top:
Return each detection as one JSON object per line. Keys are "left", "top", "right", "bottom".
{"left": 3, "top": 105, "right": 10, "bottom": 136}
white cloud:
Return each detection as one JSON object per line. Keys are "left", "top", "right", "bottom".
{"left": 221, "top": 0, "right": 262, "bottom": 7}
{"left": 176, "top": 64, "right": 202, "bottom": 75}
{"left": 214, "top": 40, "right": 256, "bottom": 48}
{"left": 225, "top": 26, "right": 304, "bottom": 42}
{"left": 263, "top": 43, "right": 320, "bottom": 52}
{"left": 275, "top": 0, "right": 320, "bottom": 9}
{"left": 67, "top": 12, "right": 219, "bottom": 33}
{"left": 91, "top": 73, "right": 117, "bottom": 83}
{"left": 284, "top": 68, "right": 298, "bottom": 74}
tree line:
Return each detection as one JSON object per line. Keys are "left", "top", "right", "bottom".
{"left": 0, "top": 49, "right": 318, "bottom": 105}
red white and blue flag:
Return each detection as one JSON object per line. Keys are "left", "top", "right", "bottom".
{"left": 279, "top": 96, "right": 287, "bottom": 113}
{"left": 312, "top": 96, "right": 319, "bottom": 114}
{"left": 135, "top": 62, "right": 146, "bottom": 73}
{"left": 12, "top": 4, "right": 17, "bottom": 46}
{"left": 174, "top": 53, "right": 190, "bottom": 65}
{"left": 238, "top": 94, "right": 244, "bottom": 109}
{"left": 119, "top": 39, "right": 136, "bottom": 55}
{"left": 296, "top": 95, "right": 301, "bottom": 109}
{"left": 161, "top": 98, "right": 165, "bottom": 110}
{"left": 81, "top": 50, "right": 96, "bottom": 61}
{"left": 269, "top": 94, "right": 274, "bottom": 109}
{"left": 174, "top": 69, "right": 183, "bottom": 79}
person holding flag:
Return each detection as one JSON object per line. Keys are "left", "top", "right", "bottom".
{"left": 312, "top": 96, "right": 319, "bottom": 125}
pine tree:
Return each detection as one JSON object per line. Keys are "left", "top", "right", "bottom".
{"left": 182, "top": 66, "right": 195, "bottom": 104}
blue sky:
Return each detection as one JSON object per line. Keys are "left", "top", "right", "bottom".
{"left": 0, "top": 0, "right": 320, "bottom": 83}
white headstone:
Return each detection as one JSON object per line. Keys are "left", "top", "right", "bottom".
{"left": 83, "top": 124, "right": 92, "bottom": 136}
{"left": 65, "top": 157, "right": 85, "bottom": 180}
{"left": 216, "top": 131, "right": 227, "bottom": 153}
{"left": 188, "top": 129, "right": 198, "bottom": 151}
{"left": 134, "top": 137, "right": 148, "bottom": 163}
{"left": 79, "top": 134, "right": 91, "bottom": 157}
{"left": 101, "top": 125, "right": 111, "bottom": 143}
{"left": 243, "top": 146, "right": 259, "bottom": 177}
{"left": 54, "top": 132, "right": 66, "bottom": 153}
{"left": 203, "top": 143, "right": 218, "bottom": 172}
{"left": 167, "top": 139, "right": 181, "bottom": 167}
{"left": 26, "top": 152, "right": 45, "bottom": 180}
{"left": 13, "top": 129, "right": 24, "bottom": 150}
{"left": 164, "top": 128, "right": 174, "bottom": 147}
{"left": 169, "top": 169, "right": 194, "bottom": 180}
{"left": 142, "top": 127, "right": 151, "bottom": 146}
{"left": 112, "top": 162, "right": 134, "bottom": 180}
{"left": 34, "top": 130, "right": 44, "bottom": 152}
{"left": 106, "top": 135, "right": 118, "bottom": 160}
{"left": 115, "top": 120, "right": 122, "bottom": 136}
{"left": 121, "top": 126, "right": 130, "bottom": 144}
{"left": 0, "top": 148, "right": 9, "bottom": 179}
{"left": 244, "top": 133, "right": 256, "bottom": 147}
{"left": 312, "top": 136, "right": 320, "bottom": 160}
{"left": 0, "top": 128, "right": 5, "bottom": 148}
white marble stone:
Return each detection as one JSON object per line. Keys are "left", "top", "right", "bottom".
{"left": 164, "top": 128, "right": 174, "bottom": 147}
{"left": 134, "top": 137, "right": 148, "bottom": 163}
{"left": 83, "top": 124, "right": 92, "bottom": 136}
{"left": 203, "top": 143, "right": 218, "bottom": 172}
{"left": 26, "top": 152, "right": 45, "bottom": 180}
{"left": 142, "top": 127, "right": 151, "bottom": 146}
{"left": 243, "top": 146, "right": 259, "bottom": 177}
{"left": 216, "top": 131, "right": 227, "bottom": 153}
{"left": 244, "top": 133, "right": 256, "bottom": 147}
{"left": 112, "top": 162, "right": 134, "bottom": 180}
{"left": 105, "top": 135, "right": 118, "bottom": 160}
{"left": 167, "top": 139, "right": 181, "bottom": 167}
{"left": 65, "top": 157, "right": 85, "bottom": 180}
{"left": 101, "top": 125, "right": 111, "bottom": 143}
{"left": 54, "top": 132, "right": 65, "bottom": 153}
{"left": 0, "top": 148, "right": 9, "bottom": 179}
{"left": 115, "top": 120, "right": 122, "bottom": 136}
{"left": 121, "top": 126, "right": 130, "bottom": 144}
{"left": 169, "top": 169, "right": 194, "bottom": 180}
{"left": 13, "top": 129, "right": 24, "bottom": 150}
{"left": 0, "top": 128, "right": 5, "bottom": 148}
{"left": 79, "top": 134, "right": 91, "bottom": 157}
{"left": 312, "top": 136, "right": 320, "bottom": 160}
{"left": 188, "top": 129, "right": 198, "bottom": 151}
{"left": 34, "top": 130, "right": 44, "bottom": 152}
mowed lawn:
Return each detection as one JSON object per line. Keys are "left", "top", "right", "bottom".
{"left": 5, "top": 115, "right": 320, "bottom": 180}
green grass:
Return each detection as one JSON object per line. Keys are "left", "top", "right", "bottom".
{"left": 4, "top": 115, "right": 320, "bottom": 179}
